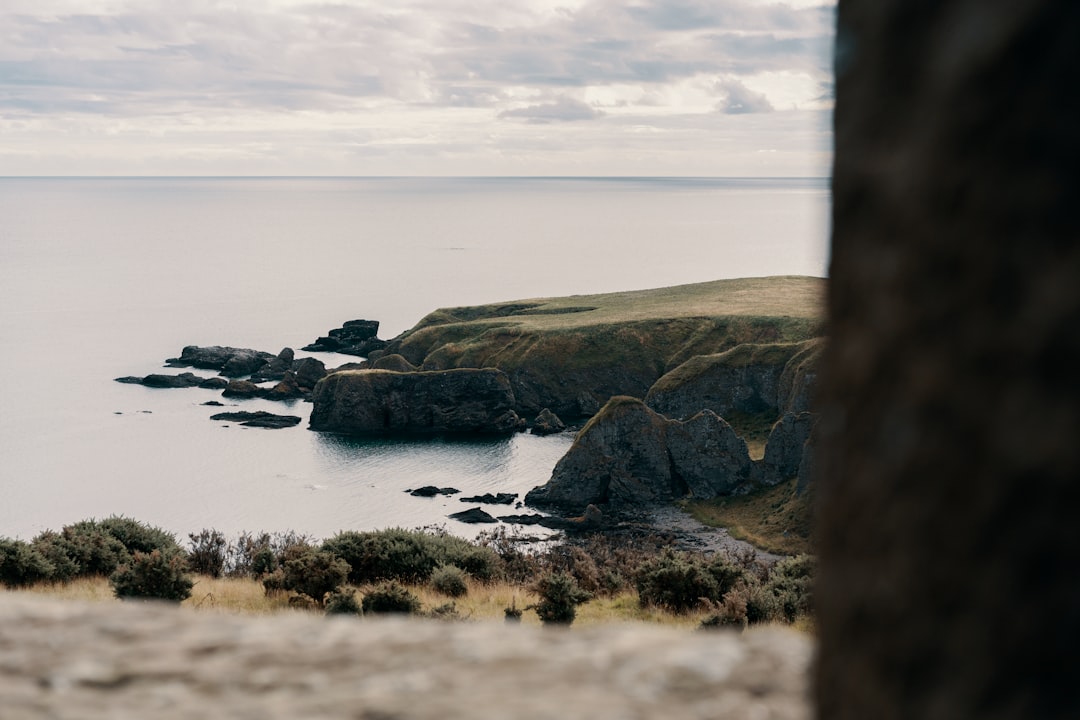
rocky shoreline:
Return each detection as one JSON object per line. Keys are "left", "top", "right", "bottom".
{"left": 112, "top": 277, "right": 824, "bottom": 550}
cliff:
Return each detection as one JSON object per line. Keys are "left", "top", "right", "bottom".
{"left": 374, "top": 276, "right": 825, "bottom": 419}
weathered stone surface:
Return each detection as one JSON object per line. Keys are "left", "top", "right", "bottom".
{"left": 249, "top": 348, "right": 296, "bottom": 382}
{"left": 818, "top": 2, "right": 1080, "bottom": 718}
{"left": 292, "top": 357, "right": 327, "bottom": 390}
{"left": 166, "top": 346, "right": 277, "bottom": 376}
{"left": 667, "top": 410, "right": 753, "bottom": 497}
{"left": 526, "top": 397, "right": 752, "bottom": 513}
{"left": 209, "top": 411, "right": 302, "bottom": 429}
{"left": 527, "top": 397, "right": 672, "bottom": 512}
{"left": 757, "top": 412, "right": 816, "bottom": 487}
{"left": 221, "top": 380, "right": 263, "bottom": 399}
{"left": 263, "top": 371, "right": 303, "bottom": 400}
{"left": 530, "top": 408, "right": 566, "bottom": 436}
{"left": 303, "top": 319, "right": 384, "bottom": 355}
{"left": 310, "top": 369, "right": 523, "bottom": 435}
{"left": 645, "top": 341, "right": 819, "bottom": 421}
{"left": 0, "top": 593, "right": 811, "bottom": 720}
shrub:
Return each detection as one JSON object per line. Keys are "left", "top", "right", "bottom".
{"left": 765, "top": 554, "right": 815, "bottom": 622}
{"left": 362, "top": 581, "right": 421, "bottom": 615}
{"left": 430, "top": 565, "right": 469, "bottom": 597}
{"left": 322, "top": 528, "right": 501, "bottom": 585}
{"left": 743, "top": 582, "right": 781, "bottom": 624}
{"left": 187, "top": 529, "right": 227, "bottom": 578}
{"left": 54, "top": 521, "right": 128, "bottom": 577}
{"left": 98, "top": 516, "right": 182, "bottom": 556}
{"left": 426, "top": 601, "right": 461, "bottom": 621}
{"left": 109, "top": 550, "right": 193, "bottom": 602}
{"left": 228, "top": 530, "right": 312, "bottom": 578}
{"left": 0, "top": 539, "right": 55, "bottom": 587}
{"left": 541, "top": 544, "right": 602, "bottom": 595}
{"left": 324, "top": 588, "right": 361, "bottom": 616}
{"left": 635, "top": 551, "right": 720, "bottom": 612}
{"left": 280, "top": 546, "right": 349, "bottom": 605}
{"left": 700, "top": 593, "right": 749, "bottom": 631}
{"left": 29, "top": 532, "right": 80, "bottom": 582}
{"left": 531, "top": 571, "right": 591, "bottom": 626}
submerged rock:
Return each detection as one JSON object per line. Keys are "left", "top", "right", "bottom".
{"left": 209, "top": 411, "right": 302, "bottom": 429}
{"left": 115, "top": 372, "right": 207, "bottom": 389}
{"left": 409, "top": 486, "right": 461, "bottom": 497}
{"left": 309, "top": 368, "right": 523, "bottom": 435}
{"left": 459, "top": 493, "right": 517, "bottom": 505}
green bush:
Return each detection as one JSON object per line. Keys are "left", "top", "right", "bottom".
{"left": 54, "top": 521, "right": 128, "bottom": 577}
{"left": 764, "top": 554, "right": 814, "bottom": 622}
{"left": 0, "top": 539, "right": 55, "bottom": 587}
{"left": 29, "top": 532, "right": 79, "bottom": 582}
{"left": 322, "top": 528, "right": 501, "bottom": 585}
{"left": 634, "top": 551, "right": 748, "bottom": 613}
{"left": 98, "top": 516, "right": 182, "bottom": 556}
{"left": 324, "top": 588, "right": 361, "bottom": 616}
{"left": 362, "top": 581, "right": 421, "bottom": 615}
{"left": 280, "top": 546, "right": 349, "bottom": 605}
{"left": 228, "top": 530, "right": 312, "bottom": 578}
{"left": 187, "top": 529, "right": 227, "bottom": 578}
{"left": 531, "top": 571, "right": 591, "bottom": 626}
{"left": 635, "top": 551, "right": 719, "bottom": 612}
{"left": 430, "top": 565, "right": 469, "bottom": 597}
{"left": 109, "top": 550, "right": 193, "bottom": 602}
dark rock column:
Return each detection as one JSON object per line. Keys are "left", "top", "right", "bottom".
{"left": 817, "top": 2, "right": 1080, "bottom": 719}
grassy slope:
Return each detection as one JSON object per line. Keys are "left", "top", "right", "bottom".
{"left": 682, "top": 478, "right": 814, "bottom": 555}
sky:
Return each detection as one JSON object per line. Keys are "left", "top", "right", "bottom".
{"left": 0, "top": 0, "right": 836, "bottom": 176}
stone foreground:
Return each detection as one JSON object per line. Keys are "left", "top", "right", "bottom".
{"left": 0, "top": 594, "right": 810, "bottom": 720}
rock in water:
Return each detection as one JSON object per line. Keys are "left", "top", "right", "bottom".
{"left": 449, "top": 507, "right": 498, "bottom": 524}
{"left": 530, "top": 408, "right": 566, "bottom": 436}
{"left": 525, "top": 396, "right": 752, "bottom": 513}
{"left": 302, "top": 319, "right": 386, "bottom": 355}
{"left": 209, "top": 411, "right": 301, "bottom": 429}
{"left": 459, "top": 493, "right": 517, "bottom": 505}
{"left": 115, "top": 372, "right": 207, "bottom": 388}
{"left": 166, "top": 345, "right": 276, "bottom": 374}
{"left": 309, "top": 369, "right": 523, "bottom": 435}
{"left": 409, "top": 486, "right": 460, "bottom": 497}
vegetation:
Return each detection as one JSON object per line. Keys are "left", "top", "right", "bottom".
{"left": 3, "top": 518, "right": 814, "bottom": 631}
{"left": 362, "top": 581, "right": 422, "bottom": 615}
{"left": 682, "top": 478, "right": 813, "bottom": 555}
{"left": 530, "top": 571, "right": 592, "bottom": 626}
{"left": 109, "top": 549, "right": 193, "bottom": 602}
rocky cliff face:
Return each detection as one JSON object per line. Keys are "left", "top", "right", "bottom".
{"left": 309, "top": 369, "right": 522, "bottom": 434}
{"left": 525, "top": 397, "right": 752, "bottom": 513}
{"left": 644, "top": 339, "right": 821, "bottom": 421}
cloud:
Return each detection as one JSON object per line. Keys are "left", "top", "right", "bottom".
{"left": 717, "top": 78, "right": 774, "bottom": 114}
{"left": 498, "top": 97, "right": 602, "bottom": 123}
{"left": 0, "top": 0, "right": 837, "bottom": 174}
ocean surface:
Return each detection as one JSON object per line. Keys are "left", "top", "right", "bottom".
{"left": 0, "top": 177, "right": 829, "bottom": 542}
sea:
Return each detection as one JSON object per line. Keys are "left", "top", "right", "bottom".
{"left": 0, "top": 177, "right": 829, "bottom": 542}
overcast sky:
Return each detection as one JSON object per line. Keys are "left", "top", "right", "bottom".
{"left": 0, "top": 0, "right": 835, "bottom": 176}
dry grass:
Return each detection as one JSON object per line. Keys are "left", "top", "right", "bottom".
{"left": 682, "top": 478, "right": 813, "bottom": 556}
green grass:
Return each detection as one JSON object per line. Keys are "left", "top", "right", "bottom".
{"left": 682, "top": 478, "right": 813, "bottom": 555}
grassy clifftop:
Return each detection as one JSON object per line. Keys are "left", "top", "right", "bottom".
{"left": 377, "top": 277, "right": 825, "bottom": 420}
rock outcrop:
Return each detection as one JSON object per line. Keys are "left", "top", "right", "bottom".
{"left": 209, "top": 411, "right": 302, "bottom": 429}
{"left": 309, "top": 369, "right": 523, "bottom": 435}
{"left": 115, "top": 372, "right": 225, "bottom": 389}
{"left": 303, "top": 319, "right": 388, "bottom": 356}
{"left": 530, "top": 408, "right": 566, "bottom": 436}
{"left": 644, "top": 339, "right": 821, "bottom": 421}
{"left": 374, "top": 277, "right": 824, "bottom": 420}
{"left": 0, "top": 593, "right": 811, "bottom": 720}
{"left": 525, "top": 396, "right": 751, "bottom": 513}
{"left": 757, "top": 412, "right": 817, "bottom": 487}
{"left": 167, "top": 345, "right": 277, "bottom": 377}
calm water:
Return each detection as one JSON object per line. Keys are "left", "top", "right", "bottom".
{"left": 0, "top": 177, "right": 829, "bottom": 541}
